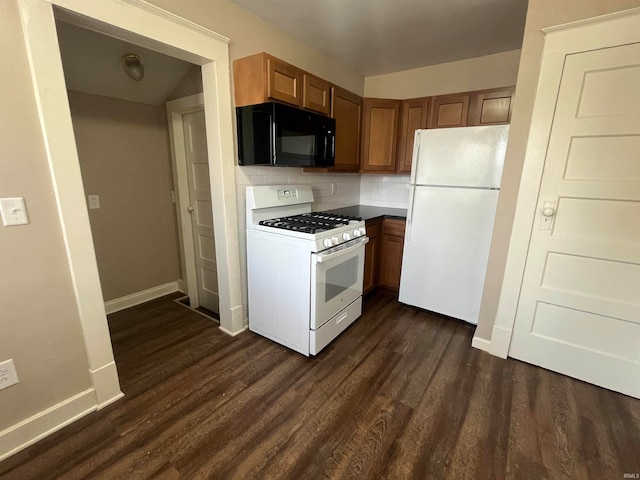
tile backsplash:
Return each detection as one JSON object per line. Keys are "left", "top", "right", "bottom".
{"left": 360, "top": 174, "right": 411, "bottom": 209}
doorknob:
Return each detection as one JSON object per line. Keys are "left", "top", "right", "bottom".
{"left": 187, "top": 205, "right": 194, "bottom": 213}
{"left": 541, "top": 206, "right": 555, "bottom": 217}
{"left": 539, "top": 201, "right": 556, "bottom": 231}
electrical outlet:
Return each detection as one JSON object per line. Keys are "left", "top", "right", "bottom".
{"left": 0, "top": 359, "right": 19, "bottom": 391}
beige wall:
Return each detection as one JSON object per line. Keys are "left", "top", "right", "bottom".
{"left": 364, "top": 50, "right": 521, "bottom": 99}
{"left": 68, "top": 91, "right": 180, "bottom": 302}
{"left": 0, "top": 1, "right": 92, "bottom": 430}
{"left": 167, "top": 65, "right": 203, "bottom": 101}
{"left": 475, "top": 0, "right": 640, "bottom": 341}
{"left": 146, "top": 0, "right": 364, "bottom": 95}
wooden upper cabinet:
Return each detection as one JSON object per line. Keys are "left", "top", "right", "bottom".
{"left": 396, "top": 97, "right": 430, "bottom": 173}
{"left": 361, "top": 98, "right": 401, "bottom": 173}
{"left": 331, "top": 86, "right": 362, "bottom": 172}
{"left": 266, "top": 56, "right": 302, "bottom": 106}
{"left": 468, "top": 87, "right": 515, "bottom": 126}
{"left": 303, "top": 73, "right": 331, "bottom": 115}
{"left": 429, "top": 93, "right": 470, "bottom": 128}
{"left": 235, "top": 52, "right": 330, "bottom": 114}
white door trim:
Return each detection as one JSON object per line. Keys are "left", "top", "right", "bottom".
{"left": 490, "top": 7, "right": 640, "bottom": 358}
{"left": 166, "top": 93, "right": 205, "bottom": 308}
{"left": 18, "top": 0, "right": 246, "bottom": 409}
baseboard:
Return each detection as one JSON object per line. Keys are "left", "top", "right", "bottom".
{"left": 0, "top": 389, "right": 96, "bottom": 461}
{"left": 104, "top": 281, "right": 179, "bottom": 314}
{"left": 90, "top": 361, "right": 124, "bottom": 409}
{"left": 489, "top": 325, "right": 513, "bottom": 359}
{"left": 219, "top": 325, "right": 248, "bottom": 337}
{"left": 471, "top": 336, "right": 492, "bottom": 353}
{"left": 176, "top": 278, "right": 184, "bottom": 293}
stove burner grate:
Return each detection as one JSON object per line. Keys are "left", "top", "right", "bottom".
{"left": 258, "top": 212, "right": 362, "bottom": 234}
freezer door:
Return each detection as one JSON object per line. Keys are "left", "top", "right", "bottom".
{"left": 399, "top": 186, "right": 499, "bottom": 324}
{"left": 413, "top": 125, "right": 509, "bottom": 188}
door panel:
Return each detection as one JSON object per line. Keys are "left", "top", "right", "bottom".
{"left": 509, "top": 42, "right": 640, "bottom": 398}
{"left": 184, "top": 110, "right": 219, "bottom": 314}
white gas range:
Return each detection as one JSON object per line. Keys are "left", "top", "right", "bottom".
{"left": 246, "top": 185, "right": 368, "bottom": 356}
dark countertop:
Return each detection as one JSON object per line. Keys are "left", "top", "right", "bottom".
{"left": 325, "top": 205, "right": 407, "bottom": 221}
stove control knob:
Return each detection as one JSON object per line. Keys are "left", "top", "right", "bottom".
{"left": 342, "top": 232, "right": 351, "bottom": 241}
{"left": 359, "top": 227, "right": 366, "bottom": 236}
{"left": 353, "top": 229, "right": 362, "bottom": 237}
{"left": 331, "top": 236, "right": 339, "bottom": 245}
{"left": 323, "top": 238, "right": 333, "bottom": 248}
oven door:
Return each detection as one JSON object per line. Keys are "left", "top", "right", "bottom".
{"left": 310, "top": 237, "right": 368, "bottom": 329}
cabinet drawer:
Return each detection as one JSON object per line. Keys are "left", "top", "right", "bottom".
{"left": 382, "top": 218, "right": 406, "bottom": 236}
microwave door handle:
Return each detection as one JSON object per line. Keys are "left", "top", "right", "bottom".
{"left": 330, "top": 132, "right": 335, "bottom": 160}
{"left": 315, "top": 237, "right": 369, "bottom": 263}
{"left": 323, "top": 132, "right": 328, "bottom": 163}
{"left": 322, "top": 130, "right": 335, "bottom": 165}
{"left": 270, "top": 113, "right": 276, "bottom": 165}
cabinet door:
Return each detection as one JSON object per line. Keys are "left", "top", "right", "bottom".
{"left": 396, "top": 98, "right": 430, "bottom": 173}
{"left": 303, "top": 73, "right": 331, "bottom": 115}
{"left": 379, "top": 219, "right": 406, "bottom": 290}
{"left": 363, "top": 218, "right": 382, "bottom": 294}
{"left": 266, "top": 56, "right": 302, "bottom": 106}
{"left": 361, "top": 98, "right": 401, "bottom": 172}
{"left": 468, "top": 87, "right": 515, "bottom": 126}
{"left": 428, "top": 93, "right": 470, "bottom": 128}
{"left": 331, "top": 86, "right": 362, "bottom": 172}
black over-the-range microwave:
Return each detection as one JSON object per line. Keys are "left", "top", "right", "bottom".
{"left": 236, "top": 102, "right": 336, "bottom": 167}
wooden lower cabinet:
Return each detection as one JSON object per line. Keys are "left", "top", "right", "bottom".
{"left": 379, "top": 218, "right": 406, "bottom": 291}
{"left": 363, "top": 218, "right": 382, "bottom": 295}
{"left": 363, "top": 217, "right": 406, "bottom": 294}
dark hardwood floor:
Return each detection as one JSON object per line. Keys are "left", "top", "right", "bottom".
{"left": 1, "top": 291, "right": 639, "bottom": 479}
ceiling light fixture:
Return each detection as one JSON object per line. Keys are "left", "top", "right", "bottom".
{"left": 122, "top": 54, "right": 144, "bottom": 82}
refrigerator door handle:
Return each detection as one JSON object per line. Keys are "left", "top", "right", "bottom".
{"left": 405, "top": 130, "right": 422, "bottom": 242}
{"left": 406, "top": 184, "right": 417, "bottom": 241}
{"left": 409, "top": 130, "right": 421, "bottom": 187}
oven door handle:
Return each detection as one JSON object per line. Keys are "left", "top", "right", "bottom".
{"left": 315, "top": 237, "right": 369, "bottom": 263}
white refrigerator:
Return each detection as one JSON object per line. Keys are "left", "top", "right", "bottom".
{"left": 398, "top": 125, "right": 509, "bottom": 324}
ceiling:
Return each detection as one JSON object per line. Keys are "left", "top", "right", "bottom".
{"left": 230, "top": 0, "right": 529, "bottom": 76}
{"left": 56, "top": 21, "right": 193, "bottom": 106}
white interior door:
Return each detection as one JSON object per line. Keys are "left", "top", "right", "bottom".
{"left": 509, "top": 42, "right": 640, "bottom": 398}
{"left": 183, "top": 110, "right": 219, "bottom": 314}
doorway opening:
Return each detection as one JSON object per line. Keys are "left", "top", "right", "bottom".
{"left": 20, "top": 0, "right": 245, "bottom": 408}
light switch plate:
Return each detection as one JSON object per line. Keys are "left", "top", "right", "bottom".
{"left": 0, "top": 359, "right": 19, "bottom": 391}
{"left": 0, "top": 197, "right": 29, "bottom": 226}
{"left": 88, "top": 195, "right": 101, "bottom": 210}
